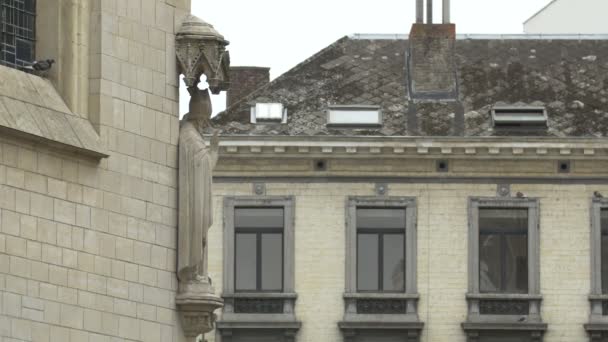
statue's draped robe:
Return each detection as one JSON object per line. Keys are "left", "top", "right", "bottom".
{"left": 177, "top": 120, "right": 217, "bottom": 282}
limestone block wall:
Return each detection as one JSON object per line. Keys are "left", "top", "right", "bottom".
{"left": 207, "top": 182, "right": 599, "bottom": 342}
{"left": 0, "top": 0, "right": 191, "bottom": 341}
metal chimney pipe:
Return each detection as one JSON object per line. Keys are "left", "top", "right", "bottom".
{"left": 426, "top": 0, "right": 433, "bottom": 24}
{"left": 416, "top": 0, "right": 424, "bottom": 23}
{"left": 442, "top": 0, "right": 450, "bottom": 23}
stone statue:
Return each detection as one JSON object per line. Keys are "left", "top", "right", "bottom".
{"left": 178, "top": 86, "right": 219, "bottom": 287}
{"left": 175, "top": 14, "right": 229, "bottom": 342}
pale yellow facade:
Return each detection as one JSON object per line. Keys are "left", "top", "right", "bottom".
{"left": 207, "top": 150, "right": 602, "bottom": 342}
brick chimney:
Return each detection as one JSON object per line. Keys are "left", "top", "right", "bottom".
{"left": 408, "top": 0, "right": 457, "bottom": 100}
{"left": 226, "top": 66, "right": 270, "bottom": 108}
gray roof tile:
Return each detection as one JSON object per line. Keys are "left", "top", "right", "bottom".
{"left": 213, "top": 36, "right": 608, "bottom": 137}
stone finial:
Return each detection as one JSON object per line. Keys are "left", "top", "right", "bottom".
{"left": 176, "top": 15, "right": 231, "bottom": 94}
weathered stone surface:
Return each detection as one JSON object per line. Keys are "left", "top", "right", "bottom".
{"left": 0, "top": 65, "right": 107, "bottom": 158}
{"left": 215, "top": 36, "right": 608, "bottom": 138}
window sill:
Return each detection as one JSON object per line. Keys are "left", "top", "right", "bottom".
{"left": 0, "top": 65, "right": 108, "bottom": 159}
{"left": 464, "top": 293, "right": 546, "bottom": 338}
{"left": 223, "top": 292, "right": 297, "bottom": 299}
{"left": 587, "top": 294, "right": 608, "bottom": 337}
{"left": 341, "top": 292, "right": 423, "bottom": 336}
{"left": 218, "top": 292, "right": 300, "bottom": 329}
{"left": 585, "top": 323, "right": 608, "bottom": 342}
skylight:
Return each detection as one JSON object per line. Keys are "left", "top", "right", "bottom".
{"left": 327, "top": 106, "right": 382, "bottom": 126}
{"left": 251, "top": 103, "right": 286, "bottom": 123}
{"left": 491, "top": 106, "right": 547, "bottom": 129}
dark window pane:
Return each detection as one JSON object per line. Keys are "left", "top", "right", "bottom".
{"left": 16, "top": 38, "right": 31, "bottom": 63}
{"left": 261, "top": 233, "right": 283, "bottom": 291}
{"left": 235, "top": 208, "right": 284, "bottom": 228}
{"left": 235, "top": 233, "right": 257, "bottom": 291}
{"left": 603, "top": 234, "right": 608, "bottom": 294}
{"left": 602, "top": 209, "right": 608, "bottom": 235}
{"left": 357, "top": 234, "right": 379, "bottom": 291}
{"left": 504, "top": 234, "right": 528, "bottom": 293}
{"left": 480, "top": 234, "right": 502, "bottom": 293}
{"left": 479, "top": 208, "right": 528, "bottom": 234}
{"left": 383, "top": 234, "right": 405, "bottom": 291}
{"left": 357, "top": 208, "right": 406, "bottom": 229}
{"left": 479, "top": 208, "right": 529, "bottom": 294}
{"left": 1, "top": 0, "right": 36, "bottom": 68}
{"left": 603, "top": 209, "right": 608, "bottom": 294}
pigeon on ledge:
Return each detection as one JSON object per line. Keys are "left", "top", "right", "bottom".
{"left": 20, "top": 59, "right": 55, "bottom": 75}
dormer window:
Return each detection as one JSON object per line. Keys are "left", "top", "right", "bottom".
{"left": 491, "top": 106, "right": 547, "bottom": 130}
{"left": 327, "top": 105, "right": 382, "bottom": 127}
{"left": 251, "top": 103, "right": 287, "bottom": 124}
{"left": 0, "top": 0, "right": 36, "bottom": 69}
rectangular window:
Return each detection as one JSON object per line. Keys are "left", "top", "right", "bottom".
{"left": 0, "top": 0, "right": 36, "bottom": 69}
{"left": 327, "top": 106, "right": 382, "bottom": 126}
{"left": 465, "top": 198, "right": 545, "bottom": 339}
{"left": 479, "top": 208, "right": 528, "bottom": 294}
{"left": 234, "top": 208, "right": 284, "bottom": 292}
{"left": 491, "top": 106, "right": 547, "bottom": 129}
{"left": 356, "top": 208, "right": 406, "bottom": 292}
{"left": 250, "top": 103, "right": 286, "bottom": 123}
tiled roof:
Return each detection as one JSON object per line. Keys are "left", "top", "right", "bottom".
{"left": 212, "top": 35, "right": 608, "bottom": 137}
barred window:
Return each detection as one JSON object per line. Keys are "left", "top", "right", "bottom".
{"left": 1, "top": 0, "right": 36, "bottom": 69}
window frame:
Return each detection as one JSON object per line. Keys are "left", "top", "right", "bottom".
{"left": 464, "top": 197, "right": 546, "bottom": 341}
{"left": 326, "top": 105, "right": 383, "bottom": 127}
{"left": 219, "top": 196, "right": 301, "bottom": 341}
{"left": 340, "top": 197, "right": 422, "bottom": 341}
{"left": 468, "top": 198, "right": 540, "bottom": 298}
{"left": 587, "top": 198, "right": 608, "bottom": 332}
{"left": 224, "top": 197, "right": 295, "bottom": 295}
{"left": 346, "top": 197, "right": 417, "bottom": 296}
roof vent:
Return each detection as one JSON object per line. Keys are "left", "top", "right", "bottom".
{"left": 491, "top": 106, "right": 548, "bottom": 129}
{"left": 251, "top": 103, "right": 286, "bottom": 124}
{"left": 327, "top": 105, "right": 382, "bottom": 127}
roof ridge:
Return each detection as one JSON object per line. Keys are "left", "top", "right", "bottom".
{"left": 524, "top": 0, "right": 560, "bottom": 25}
{"left": 215, "top": 36, "right": 350, "bottom": 119}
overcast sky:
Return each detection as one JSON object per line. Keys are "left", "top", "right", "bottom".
{"left": 180, "top": 0, "right": 551, "bottom": 116}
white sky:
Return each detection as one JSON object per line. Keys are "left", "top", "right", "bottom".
{"left": 179, "top": 0, "right": 551, "bottom": 116}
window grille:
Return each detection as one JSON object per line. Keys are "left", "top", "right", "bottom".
{"left": 0, "top": 0, "right": 36, "bottom": 69}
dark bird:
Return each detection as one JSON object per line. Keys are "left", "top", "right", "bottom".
{"left": 594, "top": 191, "right": 604, "bottom": 198}
{"left": 517, "top": 316, "right": 527, "bottom": 322}
{"left": 21, "top": 59, "right": 55, "bottom": 74}
{"left": 516, "top": 192, "right": 525, "bottom": 198}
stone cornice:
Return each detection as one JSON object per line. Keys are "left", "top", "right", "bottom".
{"left": 212, "top": 136, "right": 608, "bottom": 159}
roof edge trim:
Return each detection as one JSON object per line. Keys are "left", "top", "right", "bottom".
{"left": 349, "top": 33, "right": 608, "bottom": 40}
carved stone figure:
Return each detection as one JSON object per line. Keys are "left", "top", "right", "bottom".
{"left": 177, "top": 86, "right": 218, "bottom": 287}
{"left": 175, "top": 14, "right": 229, "bottom": 342}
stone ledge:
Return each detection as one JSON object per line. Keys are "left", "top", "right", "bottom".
{"left": 586, "top": 323, "right": 608, "bottom": 331}
{"left": 338, "top": 321, "right": 424, "bottom": 330}
{"left": 462, "top": 322, "right": 548, "bottom": 331}
{"left": 0, "top": 65, "right": 107, "bottom": 159}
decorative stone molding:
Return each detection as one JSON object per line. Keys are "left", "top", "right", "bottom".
{"left": 212, "top": 136, "right": 608, "bottom": 159}
{"left": 176, "top": 291, "right": 224, "bottom": 342}
{"left": 176, "top": 15, "right": 230, "bottom": 92}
